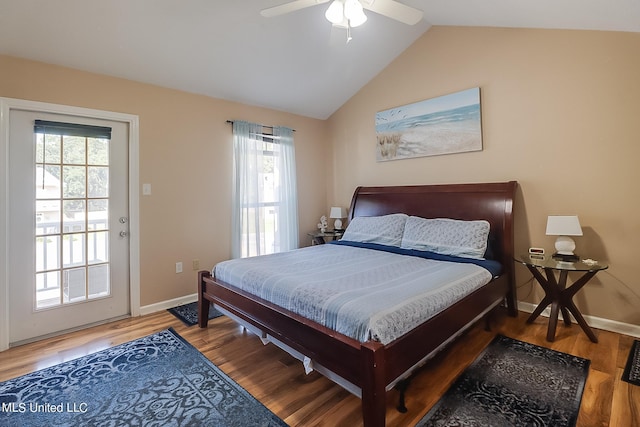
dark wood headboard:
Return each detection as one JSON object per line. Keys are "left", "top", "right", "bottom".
{"left": 348, "top": 181, "right": 518, "bottom": 287}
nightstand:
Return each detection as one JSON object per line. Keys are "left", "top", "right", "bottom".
{"left": 307, "top": 230, "right": 343, "bottom": 245}
{"left": 517, "top": 254, "right": 608, "bottom": 343}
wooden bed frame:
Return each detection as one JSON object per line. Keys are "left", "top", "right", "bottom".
{"left": 198, "top": 181, "right": 518, "bottom": 426}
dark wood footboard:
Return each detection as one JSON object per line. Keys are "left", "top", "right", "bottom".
{"left": 199, "top": 269, "right": 390, "bottom": 425}
{"left": 199, "top": 270, "right": 510, "bottom": 426}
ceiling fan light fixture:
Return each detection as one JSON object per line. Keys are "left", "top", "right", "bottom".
{"left": 344, "top": 0, "right": 367, "bottom": 27}
{"left": 325, "top": 0, "right": 344, "bottom": 24}
{"left": 348, "top": 10, "right": 367, "bottom": 27}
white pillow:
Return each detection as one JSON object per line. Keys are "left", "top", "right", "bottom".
{"left": 341, "top": 213, "right": 408, "bottom": 247}
{"left": 400, "top": 216, "right": 490, "bottom": 259}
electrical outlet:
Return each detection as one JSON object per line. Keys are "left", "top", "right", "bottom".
{"left": 175, "top": 262, "right": 183, "bottom": 274}
{"left": 192, "top": 259, "right": 200, "bottom": 271}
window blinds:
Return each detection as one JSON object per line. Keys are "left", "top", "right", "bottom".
{"left": 34, "top": 120, "right": 112, "bottom": 139}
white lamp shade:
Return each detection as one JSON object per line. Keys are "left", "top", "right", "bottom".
{"left": 344, "top": 0, "right": 367, "bottom": 27}
{"left": 329, "top": 206, "right": 347, "bottom": 219}
{"left": 545, "top": 215, "right": 583, "bottom": 236}
{"left": 326, "top": 0, "right": 367, "bottom": 27}
{"left": 546, "top": 215, "right": 582, "bottom": 256}
{"left": 325, "top": 0, "right": 344, "bottom": 24}
{"left": 347, "top": 10, "right": 367, "bottom": 27}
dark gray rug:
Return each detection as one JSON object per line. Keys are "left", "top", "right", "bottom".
{"left": 417, "top": 335, "right": 590, "bottom": 427}
{"left": 168, "top": 301, "right": 223, "bottom": 326}
{"left": 0, "top": 328, "right": 287, "bottom": 427}
{"left": 622, "top": 339, "right": 640, "bottom": 386}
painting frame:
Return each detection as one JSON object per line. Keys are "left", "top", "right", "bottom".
{"left": 376, "top": 87, "right": 482, "bottom": 161}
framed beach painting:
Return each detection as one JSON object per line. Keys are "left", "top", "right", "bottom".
{"left": 376, "top": 87, "right": 482, "bottom": 161}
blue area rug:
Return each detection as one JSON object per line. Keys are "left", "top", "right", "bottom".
{"left": 168, "top": 301, "right": 223, "bottom": 326}
{"left": 417, "top": 335, "right": 590, "bottom": 427}
{"left": 0, "top": 328, "right": 287, "bottom": 427}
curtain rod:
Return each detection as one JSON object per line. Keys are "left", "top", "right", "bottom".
{"left": 225, "top": 120, "right": 295, "bottom": 132}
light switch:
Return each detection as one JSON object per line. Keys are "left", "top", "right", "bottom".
{"left": 142, "top": 183, "right": 152, "bottom": 196}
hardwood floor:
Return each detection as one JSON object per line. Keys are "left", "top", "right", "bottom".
{"left": 1, "top": 307, "right": 638, "bottom": 426}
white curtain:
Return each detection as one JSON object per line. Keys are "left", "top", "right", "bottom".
{"left": 232, "top": 121, "right": 299, "bottom": 258}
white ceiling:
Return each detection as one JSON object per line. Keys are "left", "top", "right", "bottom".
{"left": 1, "top": 1, "right": 638, "bottom": 119}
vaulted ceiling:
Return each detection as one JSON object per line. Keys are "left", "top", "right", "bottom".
{"left": 1, "top": 0, "right": 638, "bottom": 119}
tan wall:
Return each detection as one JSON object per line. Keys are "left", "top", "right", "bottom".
{"left": 0, "top": 55, "right": 329, "bottom": 306}
{"left": 327, "top": 27, "right": 640, "bottom": 327}
{"left": 3, "top": 26, "right": 639, "bottom": 328}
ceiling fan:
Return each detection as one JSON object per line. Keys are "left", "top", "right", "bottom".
{"left": 260, "top": 0, "right": 424, "bottom": 28}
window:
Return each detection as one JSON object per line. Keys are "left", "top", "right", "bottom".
{"left": 231, "top": 121, "right": 298, "bottom": 258}
{"left": 34, "top": 120, "right": 112, "bottom": 309}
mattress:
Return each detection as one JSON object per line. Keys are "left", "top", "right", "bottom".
{"left": 213, "top": 242, "right": 495, "bottom": 345}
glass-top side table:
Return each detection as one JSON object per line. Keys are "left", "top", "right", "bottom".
{"left": 517, "top": 254, "right": 608, "bottom": 343}
{"left": 307, "top": 230, "right": 343, "bottom": 245}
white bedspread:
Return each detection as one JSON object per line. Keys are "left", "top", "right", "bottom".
{"left": 213, "top": 244, "right": 493, "bottom": 345}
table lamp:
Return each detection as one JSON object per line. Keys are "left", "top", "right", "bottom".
{"left": 329, "top": 207, "right": 347, "bottom": 231}
{"left": 546, "top": 215, "right": 582, "bottom": 261}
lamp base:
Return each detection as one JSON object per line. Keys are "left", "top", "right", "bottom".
{"left": 552, "top": 252, "right": 579, "bottom": 262}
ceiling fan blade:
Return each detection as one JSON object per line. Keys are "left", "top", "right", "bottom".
{"left": 361, "top": 0, "right": 423, "bottom": 25}
{"left": 260, "top": 0, "right": 330, "bottom": 18}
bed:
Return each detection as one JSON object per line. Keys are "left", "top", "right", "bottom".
{"left": 198, "top": 181, "right": 518, "bottom": 426}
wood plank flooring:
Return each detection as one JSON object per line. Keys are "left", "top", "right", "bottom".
{"left": 0, "top": 307, "right": 638, "bottom": 426}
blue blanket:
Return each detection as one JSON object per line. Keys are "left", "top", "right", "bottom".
{"left": 214, "top": 243, "right": 498, "bottom": 344}
{"left": 330, "top": 240, "right": 503, "bottom": 277}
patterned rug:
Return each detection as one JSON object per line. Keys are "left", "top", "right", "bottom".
{"left": 0, "top": 328, "right": 287, "bottom": 427}
{"left": 168, "top": 301, "right": 223, "bottom": 326}
{"left": 417, "top": 335, "right": 590, "bottom": 427}
{"left": 622, "top": 339, "right": 640, "bottom": 386}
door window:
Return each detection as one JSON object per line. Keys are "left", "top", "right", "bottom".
{"left": 34, "top": 121, "right": 112, "bottom": 309}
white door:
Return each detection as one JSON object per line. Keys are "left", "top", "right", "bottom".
{"left": 8, "top": 110, "right": 130, "bottom": 344}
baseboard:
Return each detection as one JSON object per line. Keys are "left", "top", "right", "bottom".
{"left": 518, "top": 301, "right": 640, "bottom": 339}
{"left": 139, "top": 293, "right": 198, "bottom": 316}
